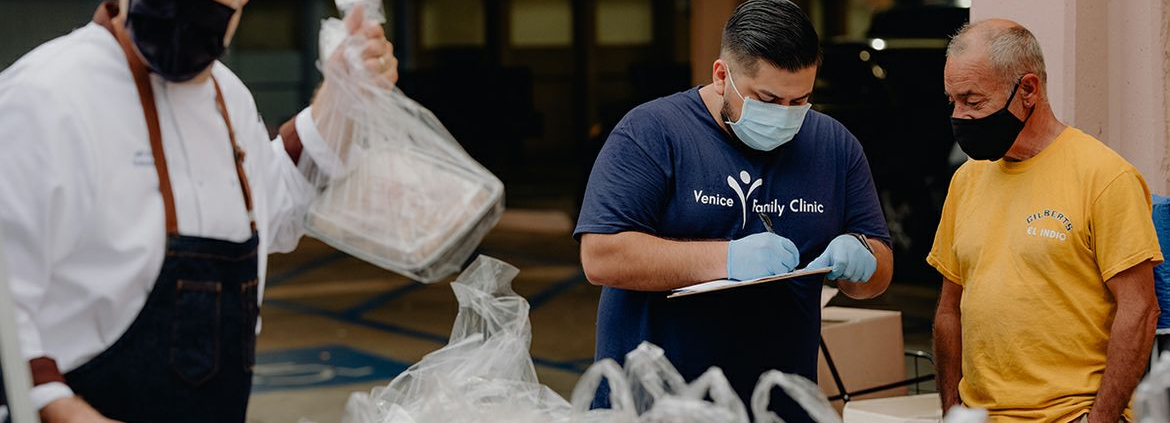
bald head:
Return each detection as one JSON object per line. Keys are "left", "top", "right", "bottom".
{"left": 948, "top": 19, "right": 1047, "bottom": 87}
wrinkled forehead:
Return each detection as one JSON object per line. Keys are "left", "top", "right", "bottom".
{"left": 944, "top": 51, "right": 1004, "bottom": 96}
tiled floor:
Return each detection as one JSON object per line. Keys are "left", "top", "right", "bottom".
{"left": 245, "top": 209, "right": 941, "bottom": 423}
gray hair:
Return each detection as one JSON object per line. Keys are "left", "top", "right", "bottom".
{"left": 947, "top": 20, "right": 1047, "bottom": 86}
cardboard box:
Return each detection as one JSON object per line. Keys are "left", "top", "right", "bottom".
{"left": 842, "top": 394, "right": 943, "bottom": 423}
{"left": 819, "top": 307, "right": 907, "bottom": 411}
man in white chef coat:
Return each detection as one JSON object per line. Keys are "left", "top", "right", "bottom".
{"left": 0, "top": 0, "right": 398, "bottom": 422}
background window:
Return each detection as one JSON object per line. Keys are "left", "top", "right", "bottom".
{"left": 421, "top": 0, "right": 485, "bottom": 48}
{"left": 510, "top": 0, "right": 572, "bottom": 48}
{"left": 596, "top": 0, "right": 652, "bottom": 46}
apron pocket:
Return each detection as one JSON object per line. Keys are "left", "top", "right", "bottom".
{"left": 241, "top": 280, "right": 260, "bottom": 373}
{"left": 171, "top": 280, "right": 222, "bottom": 386}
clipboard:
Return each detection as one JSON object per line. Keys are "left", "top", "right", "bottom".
{"left": 667, "top": 267, "right": 832, "bottom": 299}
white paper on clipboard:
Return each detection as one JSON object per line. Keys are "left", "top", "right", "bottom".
{"left": 667, "top": 267, "right": 832, "bottom": 299}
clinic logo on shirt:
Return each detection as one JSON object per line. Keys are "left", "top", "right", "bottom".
{"left": 692, "top": 170, "right": 826, "bottom": 229}
{"left": 727, "top": 171, "right": 763, "bottom": 229}
{"left": 692, "top": 170, "right": 762, "bottom": 228}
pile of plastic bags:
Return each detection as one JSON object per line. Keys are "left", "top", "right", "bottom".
{"left": 583, "top": 342, "right": 844, "bottom": 423}
{"left": 304, "top": 0, "right": 504, "bottom": 283}
{"left": 303, "top": 256, "right": 845, "bottom": 423}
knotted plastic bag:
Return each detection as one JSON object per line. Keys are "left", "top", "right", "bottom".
{"left": 334, "top": 256, "right": 571, "bottom": 423}
{"left": 623, "top": 342, "right": 687, "bottom": 415}
{"left": 570, "top": 359, "right": 638, "bottom": 423}
{"left": 305, "top": 0, "right": 504, "bottom": 283}
{"left": 752, "top": 370, "right": 843, "bottom": 423}
{"left": 623, "top": 342, "right": 749, "bottom": 423}
{"left": 577, "top": 341, "right": 820, "bottom": 423}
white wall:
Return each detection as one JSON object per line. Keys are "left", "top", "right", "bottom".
{"left": 972, "top": 0, "right": 1170, "bottom": 194}
{"left": 1105, "top": 1, "right": 1170, "bottom": 195}
{"left": 971, "top": 0, "right": 1073, "bottom": 120}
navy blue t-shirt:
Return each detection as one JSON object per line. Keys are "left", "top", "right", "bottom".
{"left": 574, "top": 87, "right": 890, "bottom": 421}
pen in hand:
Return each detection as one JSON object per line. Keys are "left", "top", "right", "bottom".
{"left": 755, "top": 211, "right": 822, "bottom": 275}
{"left": 757, "top": 211, "right": 775, "bottom": 234}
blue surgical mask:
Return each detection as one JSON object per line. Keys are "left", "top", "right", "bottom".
{"left": 724, "top": 69, "right": 811, "bottom": 151}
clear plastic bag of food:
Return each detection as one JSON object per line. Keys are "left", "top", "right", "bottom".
{"left": 305, "top": 0, "right": 504, "bottom": 283}
{"left": 752, "top": 370, "right": 843, "bottom": 423}
{"left": 570, "top": 359, "right": 638, "bottom": 423}
{"left": 333, "top": 256, "right": 570, "bottom": 423}
{"left": 623, "top": 342, "right": 687, "bottom": 415}
{"left": 623, "top": 342, "right": 749, "bottom": 423}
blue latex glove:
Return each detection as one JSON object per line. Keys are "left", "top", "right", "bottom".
{"left": 808, "top": 234, "right": 877, "bottom": 282}
{"left": 727, "top": 232, "right": 800, "bottom": 281}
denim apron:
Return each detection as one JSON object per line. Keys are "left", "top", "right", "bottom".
{"left": 69, "top": 6, "right": 261, "bottom": 422}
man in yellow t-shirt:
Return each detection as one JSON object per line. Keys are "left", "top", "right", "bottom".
{"left": 929, "top": 20, "right": 1162, "bottom": 423}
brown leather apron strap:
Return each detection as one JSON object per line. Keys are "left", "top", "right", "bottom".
{"left": 104, "top": 10, "right": 180, "bottom": 235}
{"left": 97, "top": 2, "right": 256, "bottom": 235}
{"left": 211, "top": 78, "right": 258, "bottom": 232}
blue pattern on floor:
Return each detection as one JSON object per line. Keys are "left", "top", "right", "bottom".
{"left": 252, "top": 345, "right": 410, "bottom": 393}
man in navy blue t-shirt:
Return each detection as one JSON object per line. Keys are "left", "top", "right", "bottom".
{"left": 574, "top": 0, "right": 893, "bottom": 420}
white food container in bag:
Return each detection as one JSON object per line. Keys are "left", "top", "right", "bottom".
{"left": 304, "top": 144, "right": 504, "bottom": 283}
{"left": 305, "top": 7, "right": 504, "bottom": 283}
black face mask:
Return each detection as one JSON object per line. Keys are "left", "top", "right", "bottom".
{"left": 950, "top": 78, "right": 1035, "bottom": 161}
{"left": 126, "top": 0, "right": 236, "bottom": 82}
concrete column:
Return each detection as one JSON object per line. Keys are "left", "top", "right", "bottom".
{"left": 690, "top": 0, "right": 739, "bottom": 86}
{"left": 972, "top": 0, "right": 1170, "bottom": 194}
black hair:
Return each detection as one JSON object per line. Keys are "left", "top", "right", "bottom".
{"left": 721, "top": 0, "right": 821, "bottom": 75}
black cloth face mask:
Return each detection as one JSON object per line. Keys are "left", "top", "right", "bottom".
{"left": 126, "top": 0, "right": 237, "bottom": 82}
{"left": 950, "top": 77, "right": 1035, "bottom": 161}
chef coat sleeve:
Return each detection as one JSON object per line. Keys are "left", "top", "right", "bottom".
{"left": 248, "top": 106, "right": 322, "bottom": 254}
{"left": 0, "top": 81, "right": 91, "bottom": 408}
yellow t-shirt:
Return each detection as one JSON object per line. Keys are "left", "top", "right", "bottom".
{"left": 927, "top": 127, "right": 1163, "bottom": 423}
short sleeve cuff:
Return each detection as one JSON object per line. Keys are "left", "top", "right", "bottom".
{"left": 30, "top": 382, "right": 74, "bottom": 411}
{"left": 1100, "top": 249, "right": 1164, "bottom": 281}
{"left": 294, "top": 107, "right": 345, "bottom": 179}
{"left": 573, "top": 224, "right": 655, "bottom": 241}
{"left": 926, "top": 253, "right": 962, "bottom": 285}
